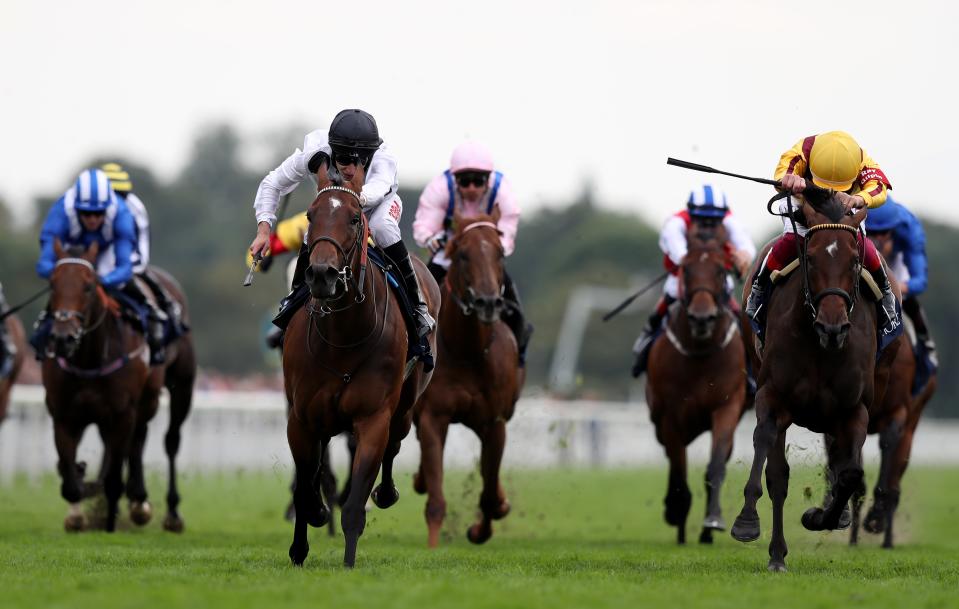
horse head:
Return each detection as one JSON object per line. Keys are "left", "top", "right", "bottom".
{"left": 303, "top": 160, "right": 366, "bottom": 301}
{"left": 679, "top": 244, "right": 728, "bottom": 341}
{"left": 47, "top": 240, "right": 101, "bottom": 358}
{"left": 446, "top": 207, "right": 505, "bottom": 324}
{"left": 801, "top": 188, "right": 869, "bottom": 350}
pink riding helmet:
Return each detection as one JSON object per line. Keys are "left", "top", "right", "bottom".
{"left": 450, "top": 141, "right": 495, "bottom": 174}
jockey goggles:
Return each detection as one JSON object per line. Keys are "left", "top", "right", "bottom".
{"left": 332, "top": 147, "right": 372, "bottom": 168}
{"left": 456, "top": 172, "right": 490, "bottom": 188}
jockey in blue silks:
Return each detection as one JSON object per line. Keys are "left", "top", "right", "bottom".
{"left": 866, "top": 196, "right": 938, "bottom": 389}
{"left": 34, "top": 168, "right": 167, "bottom": 365}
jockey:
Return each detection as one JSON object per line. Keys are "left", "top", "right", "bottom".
{"left": 250, "top": 109, "right": 436, "bottom": 340}
{"left": 35, "top": 168, "right": 166, "bottom": 364}
{"left": 631, "top": 185, "right": 756, "bottom": 378}
{"left": 413, "top": 140, "right": 532, "bottom": 366}
{"left": 101, "top": 162, "right": 187, "bottom": 347}
{"left": 744, "top": 131, "right": 901, "bottom": 345}
{"left": 865, "top": 196, "right": 937, "bottom": 369}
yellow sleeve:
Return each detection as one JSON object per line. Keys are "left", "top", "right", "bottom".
{"left": 276, "top": 214, "right": 309, "bottom": 251}
{"left": 857, "top": 153, "right": 890, "bottom": 208}
{"left": 773, "top": 138, "right": 808, "bottom": 181}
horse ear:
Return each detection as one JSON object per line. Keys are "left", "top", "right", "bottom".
{"left": 53, "top": 238, "right": 65, "bottom": 259}
{"left": 452, "top": 207, "right": 465, "bottom": 233}
{"left": 349, "top": 162, "right": 366, "bottom": 194}
{"left": 315, "top": 158, "right": 331, "bottom": 190}
{"left": 85, "top": 240, "right": 99, "bottom": 262}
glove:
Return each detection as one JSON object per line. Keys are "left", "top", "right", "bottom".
{"left": 426, "top": 231, "right": 447, "bottom": 254}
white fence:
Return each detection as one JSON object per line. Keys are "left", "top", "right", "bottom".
{"left": 2, "top": 385, "right": 958, "bottom": 481}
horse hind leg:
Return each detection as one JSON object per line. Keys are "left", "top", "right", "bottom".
{"left": 126, "top": 418, "right": 153, "bottom": 526}
{"left": 417, "top": 410, "right": 451, "bottom": 547}
{"left": 849, "top": 474, "right": 866, "bottom": 546}
{"left": 318, "top": 443, "right": 338, "bottom": 537}
{"left": 54, "top": 420, "right": 87, "bottom": 532}
{"left": 342, "top": 412, "right": 391, "bottom": 568}
{"left": 766, "top": 428, "right": 790, "bottom": 572}
{"left": 162, "top": 364, "right": 194, "bottom": 533}
{"left": 372, "top": 412, "right": 412, "bottom": 510}
{"left": 802, "top": 406, "right": 867, "bottom": 532}
{"left": 103, "top": 412, "right": 135, "bottom": 533}
{"left": 468, "top": 419, "right": 510, "bottom": 546}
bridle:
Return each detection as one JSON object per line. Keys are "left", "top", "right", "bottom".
{"left": 444, "top": 221, "right": 504, "bottom": 317}
{"left": 768, "top": 191, "right": 864, "bottom": 321}
{"left": 305, "top": 186, "right": 369, "bottom": 313}
{"left": 46, "top": 257, "right": 110, "bottom": 354}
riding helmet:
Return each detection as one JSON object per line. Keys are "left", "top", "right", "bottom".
{"left": 328, "top": 109, "right": 383, "bottom": 151}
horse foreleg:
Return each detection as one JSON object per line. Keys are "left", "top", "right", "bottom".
{"left": 416, "top": 410, "right": 450, "bottom": 547}
{"left": 662, "top": 431, "right": 691, "bottom": 545}
{"left": 102, "top": 410, "right": 135, "bottom": 533}
{"left": 802, "top": 405, "right": 867, "bottom": 532}
{"left": 372, "top": 412, "right": 411, "bottom": 510}
{"left": 126, "top": 418, "right": 153, "bottom": 526}
{"left": 287, "top": 417, "right": 326, "bottom": 566}
{"left": 162, "top": 368, "right": 193, "bottom": 533}
{"left": 849, "top": 468, "right": 866, "bottom": 546}
{"left": 342, "top": 411, "right": 391, "bottom": 568}
{"left": 318, "top": 443, "right": 338, "bottom": 537}
{"left": 701, "top": 404, "right": 737, "bottom": 543}
{"left": 54, "top": 420, "right": 87, "bottom": 532}
{"left": 766, "top": 428, "right": 790, "bottom": 572}
{"left": 468, "top": 418, "right": 509, "bottom": 546}
{"left": 337, "top": 433, "right": 358, "bottom": 508}
{"left": 732, "top": 390, "right": 784, "bottom": 543}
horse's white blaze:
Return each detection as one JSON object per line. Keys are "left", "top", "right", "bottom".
{"left": 826, "top": 240, "right": 839, "bottom": 258}
{"left": 699, "top": 252, "right": 709, "bottom": 261}
{"left": 329, "top": 198, "right": 342, "bottom": 213}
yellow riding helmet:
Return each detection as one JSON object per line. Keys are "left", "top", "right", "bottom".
{"left": 101, "top": 162, "right": 133, "bottom": 193}
{"left": 808, "top": 131, "right": 863, "bottom": 192}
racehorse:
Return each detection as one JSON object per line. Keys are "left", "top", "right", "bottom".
{"left": 0, "top": 311, "right": 26, "bottom": 424}
{"left": 731, "top": 188, "right": 890, "bottom": 571}
{"left": 412, "top": 210, "right": 524, "bottom": 547}
{"left": 283, "top": 162, "right": 440, "bottom": 568}
{"left": 645, "top": 233, "right": 747, "bottom": 544}
{"left": 41, "top": 241, "right": 195, "bottom": 533}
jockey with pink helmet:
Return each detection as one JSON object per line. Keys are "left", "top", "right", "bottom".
{"left": 413, "top": 141, "right": 531, "bottom": 366}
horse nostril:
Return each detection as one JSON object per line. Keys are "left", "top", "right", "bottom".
{"left": 304, "top": 266, "right": 316, "bottom": 284}
{"left": 495, "top": 297, "right": 505, "bottom": 308}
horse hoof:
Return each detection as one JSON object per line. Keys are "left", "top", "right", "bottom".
{"left": 64, "top": 513, "right": 87, "bottom": 533}
{"left": 731, "top": 514, "right": 760, "bottom": 542}
{"left": 801, "top": 507, "right": 825, "bottom": 531}
{"left": 767, "top": 560, "right": 788, "bottom": 573}
{"left": 703, "top": 515, "right": 726, "bottom": 531}
{"left": 289, "top": 542, "right": 309, "bottom": 566}
{"left": 467, "top": 523, "right": 492, "bottom": 545}
{"left": 372, "top": 484, "right": 399, "bottom": 510}
{"left": 698, "top": 529, "right": 714, "bottom": 544}
{"left": 837, "top": 506, "right": 852, "bottom": 530}
{"left": 162, "top": 513, "right": 185, "bottom": 533}
{"left": 305, "top": 504, "right": 330, "bottom": 529}
{"left": 491, "top": 500, "right": 511, "bottom": 520}
{"left": 863, "top": 509, "right": 885, "bottom": 534}
{"left": 130, "top": 501, "right": 153, "bottom": 526}
{"left": 413, "top": 472, "right": 427, "bottom": 495}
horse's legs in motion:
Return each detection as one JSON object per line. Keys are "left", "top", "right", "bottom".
{"left": 337, "top": 433, "right": 358, "bottom": 508}
{"left": 416, "top": 410, "right": 451, "bottom": 547}
{"left": 371, "top": 413, "right": 410, "bottom": 510}
{"left": 802, "top": 405, "right": 868, "bottom": 532}
{"left": 848, "top": 448, "right": 867, "bottom": 546}
{"left": 662, "top": 430, "right": 691, "bottom": 545}
{"left": 287, "top": 418, "right": 328, "bottom": 566}
{"left": 342, "top": 411, "right": 391, "bottom": 568}
{"left": 732, "top": 390, "right": 783, "bottom": 543}
{"left": 54, "top": 420, "right": 87, "bottom": 531}
{"left": 163, "top": 366, "right": 194, "bottom": 533}
{"left": 126, "top": 416, "right": 153, "bottom": 526}
{"left": 102, "top": 410, "right": 135, "bottom": 533}
{"left": 318, "top": 444, "right": 338, "bottom": 537}
{"left": 865, "top": 417, "right": 904, "bottom": 547}
{"left": 700, "top": 405, "right": 737, "bottom": 543}
{"left": 468, "top": 419, "right": 510, "bottom": 545}
{"left": 766, "top": 427, "right": 790, "bottom": 571}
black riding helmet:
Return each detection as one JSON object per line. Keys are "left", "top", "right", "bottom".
{"left": 329, "top": 109, "right": 382, "bottom": 164}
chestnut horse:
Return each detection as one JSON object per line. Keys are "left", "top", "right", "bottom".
{"left": 646, "top": 235, "right": 747, "bottom": 544}
{"left": 284, "top": 163, "right": 440, "bottom": 568}
{"left": 731, "top": 189, "right": 891, "bottom": 571}
{"left": 0, "top": 308, "right": 26, "bottom": 425}
{"left": 41, "top": 242, "right": 195, "bottom": 533}
{"left": 412, "top": 210, "right": 524, "bottom": 547}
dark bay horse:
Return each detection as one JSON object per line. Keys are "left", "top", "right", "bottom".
{"left": 731, "top": 190, "right": 887, "bottom": 571}
{"left": 0, "top": 310, "right": 26, "bottom": 424}
{"left": 646, "top": 237, "right": 747, "bottom": 544}
{"left": 41, "top": 241, "right": 195, "bottom": 532}
{"left": 412, "top": 210, "right": 525, "bottom": 547}
{"left": 284, "top": 163, "right": 440, "bottom": 568}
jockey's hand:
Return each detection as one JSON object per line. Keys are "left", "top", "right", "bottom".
{"left": 780, "top": 173, "right": 807, "bottom": 194}
{"left": 836, "top": 192, "right": 867, "bottom": 213}
{"left": 249, "top": 222, "right": 272, "bottom": 259}
{"left": 731, "top": 249, "right": 752, "bottom": 279}
{"left": 426, "top": 231, "right": 447, "bottom": 255}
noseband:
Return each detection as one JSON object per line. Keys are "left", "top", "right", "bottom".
{"left": 305, "top": 186, "right": 368, "bottom": 310}
{"left": 445, "top": 221, "right": 503, "bottom": 316}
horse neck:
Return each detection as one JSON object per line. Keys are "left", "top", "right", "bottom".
{"left": 439, "top": 282, "right": 494, "bottom": 357}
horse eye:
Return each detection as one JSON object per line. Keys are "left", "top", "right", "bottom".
{"left": 351, "top": 215, "right": 361, "bottom": 225}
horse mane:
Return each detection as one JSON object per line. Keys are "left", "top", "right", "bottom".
{"left": 803, "top": 188, "right": 846, "bottom": 223}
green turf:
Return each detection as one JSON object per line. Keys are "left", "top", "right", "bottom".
{"left": 1, "top": 465, "right": 958, "bottom": 609}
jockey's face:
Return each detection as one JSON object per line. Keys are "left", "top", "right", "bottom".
{"left": 456, "top": 171, "right": 490, "bottom": 204}
{"left": 333, "top": 149, "right": 370, "bottom": 183}
{"left": 79, "top": 211, "right": 105, "bottom": 232}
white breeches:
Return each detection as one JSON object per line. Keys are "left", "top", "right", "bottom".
{"left": 366, "top": 194, "right": 403, "bottom": 248}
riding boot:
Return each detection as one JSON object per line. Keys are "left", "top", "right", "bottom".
{"left": 502, "top": 271, "right": 533, "bottom": 367}
{"left": 273, "top": 244, "right": 310, "bottom": 332}
{"left": 631, "top": 296, "right": 674, "bottom": 378}
{"left": 903, "top": 296, "right": 937, "bottom": 367}
{"left": 871, "top": 266, "right": 902, "bottom": 344}
{"left": 140, "top": 270, "right": 187, "bottom": 337}
{"left": 427, "top": 261, "right": 448, "bottom": 284}
{"left": 745, "top": 262, "right": 772, "bottom": 321}
{"left": 147, "top": 304, "right": 168, "bottom": 366}
{"left": 383, "top": 241, "right": 436, "bottom": 338}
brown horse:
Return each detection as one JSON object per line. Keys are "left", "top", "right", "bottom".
{"left": 731, "top": 190, "right": 891, "bottom": 571}
{"left": 284, "top": 163, "right": 440, "bottom": 568}
{"left": 41, "top": 242, "right": 195, "bottom": 533}
{"left": 646, "top": 237, "right": 747, "bottom": 544}
{"left": 0, "top": 310, "right": 26, "bottom": 424}
{"left": 412, "top": 210, "right": 525, "bottom": 547}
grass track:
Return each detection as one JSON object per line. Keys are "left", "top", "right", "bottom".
{"left": 1, "top": 466, "right": 958, "bottom": 609}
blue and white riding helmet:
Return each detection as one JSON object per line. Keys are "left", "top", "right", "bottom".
{"left": 865, "top": 197, "right": 903, "bottom": 232}
{"left": 687, "top": 185, "right": 729, "bottom": 219}
{"left": 72, "top": 168, "right": 117, "bottom": 213}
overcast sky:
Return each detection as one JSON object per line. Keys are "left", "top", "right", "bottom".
{"left": 3, "top": 0, "right": 956, "bottom": 238}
